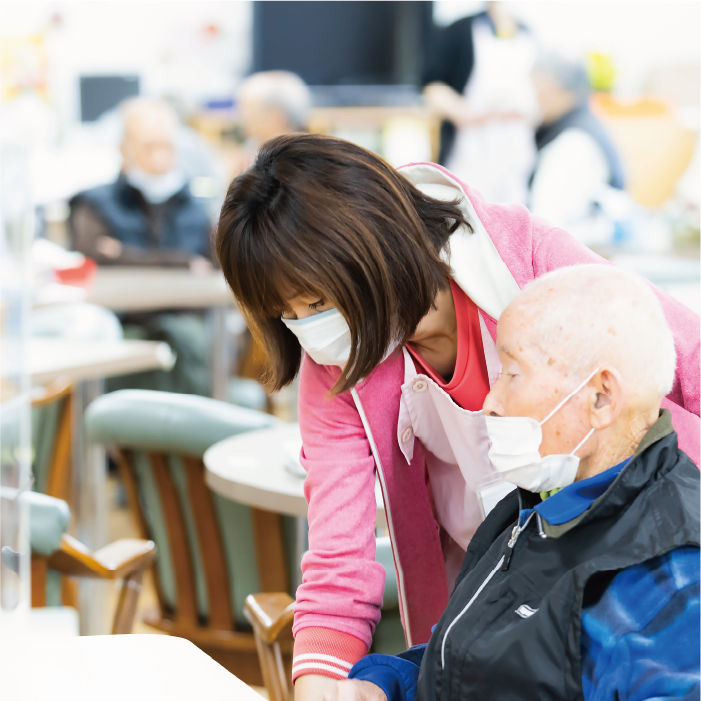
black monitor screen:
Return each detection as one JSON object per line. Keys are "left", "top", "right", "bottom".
{"left": 252, "top": 1, "right": 431, "bottom": 86}
{"left": 80, "top": 75, "right": 140, "bottom": 122}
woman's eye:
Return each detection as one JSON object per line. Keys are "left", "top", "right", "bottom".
{"left": 308, "top": 299, "right": 324, "bottom": 310}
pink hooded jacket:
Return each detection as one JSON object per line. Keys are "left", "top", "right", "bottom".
{"left": 291, "top": 164, "right": 700, "bottom": 681}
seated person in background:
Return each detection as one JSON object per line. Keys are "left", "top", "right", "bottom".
{"left": 69, "top": 97, "right": 212, "bottom": 269}
{"left": 530, "top": 55, "right": 629, "bottom": 247}
{"left": 332, "top": 265, "right": 700, "bottom": 701}
{"left": 235, "top": 70, "right": 311, "bottom": 172}
{"left": 70, "top": 98, "right": 214, "bottom": 396}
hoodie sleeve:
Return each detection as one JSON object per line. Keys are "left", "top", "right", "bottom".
{"left": 292, "top": 356, "right": 387, "bottom": 682}
{"left": 531, "top": 220, "right": 700, "bottom": 465}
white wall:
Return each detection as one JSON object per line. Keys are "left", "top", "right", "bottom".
{"left": 0, "top": 0, "right": 253, "bottom": 128}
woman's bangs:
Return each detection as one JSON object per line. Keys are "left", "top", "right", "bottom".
{"left": 234, "top": 245, "right": 321, "bottom": 320}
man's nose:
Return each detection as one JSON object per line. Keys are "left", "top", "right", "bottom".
{"left": 482, "top": 388, "right": 504, "bottom": 417}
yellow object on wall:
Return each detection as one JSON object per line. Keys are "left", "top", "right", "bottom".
{"left": 0, "top": 34, "right": 49, "bottom": 103}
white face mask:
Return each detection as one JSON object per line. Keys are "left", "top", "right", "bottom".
{"left": 281, "top": 308, "right": 399, "bottom": 369}
{"left": 125, "top": 167, "right": 186, "bottom": 204}
{"left": 484, "top": 367, "right": 599, "bottom": 493}
{"left": 281, "top": 308, "right": 352, "bottom": 367}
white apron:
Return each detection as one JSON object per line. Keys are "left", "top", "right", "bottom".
{"left": 446, "top": 18, "right": 537, "bottom": 205}
{"left": 397, "top": 314, "right": 515, "bottom": 554}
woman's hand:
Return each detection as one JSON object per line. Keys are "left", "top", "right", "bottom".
{"left": 423, "top": 83, "right": 469, "bottom": 125}
{"left": 323, "top": 679, "right": 388, "bottom": 701}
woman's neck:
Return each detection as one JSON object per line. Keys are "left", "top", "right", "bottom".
{"left": 408, "top": 284, "right": 458, "bottom": 380}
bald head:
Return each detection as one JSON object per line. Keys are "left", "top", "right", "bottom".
{"left": 484, "top": 265, "right": 675, "bottom": 480}
{"left": 510, "top": 265, "right": 675, "bottom": 404}
{"left": 120, "top": 98, "right": 179, "bottom": 175}
{"left": 237, "top": 71, "right": 310, "bottom": 144}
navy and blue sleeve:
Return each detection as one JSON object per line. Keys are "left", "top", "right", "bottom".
{"left": 348, "top": 645, "right": 426, "bottom": 701}
{"left": 581, "top": 545, "right": 700, "bottom": 701}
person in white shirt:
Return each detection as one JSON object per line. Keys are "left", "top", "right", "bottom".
{"left": 530, "top": 54, "right": 628, "bottom": 247}
{"left": 423, "top": 3, "right": 538, "bottom": 205}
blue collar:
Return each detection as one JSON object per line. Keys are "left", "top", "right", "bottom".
{"left": 534, "top": 458, "right": 632, "bottom": 526}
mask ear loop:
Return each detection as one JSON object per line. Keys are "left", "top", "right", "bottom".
{"left": 539, "top": 367, "right": 600, "bottom": 426}
{"left": 570, "top": 426, "right": 595, "bottom": 457}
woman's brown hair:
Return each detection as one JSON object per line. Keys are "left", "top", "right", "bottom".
{"left": 216, "top": 133, "right": 470, "bottom": 395}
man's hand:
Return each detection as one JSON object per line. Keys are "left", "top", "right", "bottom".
{"left": 188, "top": 255, "right": 213, "bottom": 274}
{"left": 95, "top": 235, "right": 123, "bottom": 259}
{"left": 323, "top": 680, "right": 388, "bottom": 701}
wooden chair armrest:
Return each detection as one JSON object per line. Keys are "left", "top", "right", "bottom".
{"left": 47, "top": 534, "right": 156, "bottom": 580}
{"left": 244, "top": 592, "right": 295, "bottom": 644}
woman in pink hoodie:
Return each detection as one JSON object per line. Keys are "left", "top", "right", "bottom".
{"left": 216, "top": 134, "right": 700, "bottom": 701}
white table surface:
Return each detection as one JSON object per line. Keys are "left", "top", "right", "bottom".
{"left": 29, "top": 338, "right": 175, "bottom": 385}
{"left": 87, "top": 266, "right": 232, "bottom": 312}
{"left": 204, "top": 423, "right": 387, "bottom": 528}
{"left": 1, "top": 634, "right": 263, "bottom": 701}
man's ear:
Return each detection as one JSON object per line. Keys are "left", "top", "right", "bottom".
{"left": 590, "top": 368, "right": 623, "bottom": 429}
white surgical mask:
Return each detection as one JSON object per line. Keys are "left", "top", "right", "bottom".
{"left": 484, "top": 368, "right": 599, "bottom": 493}
{"left": 125, "top": 167, "right": 186, "bottom": 204}
{"left": 281, "top": 308, "right": 400, "bottom": 369}
{"left": 281, "top": 308, "right": 352, "bottom": 367}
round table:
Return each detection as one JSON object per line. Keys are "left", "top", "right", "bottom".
{"left": 203, "top": 423, "right": 387, "bottom": 529}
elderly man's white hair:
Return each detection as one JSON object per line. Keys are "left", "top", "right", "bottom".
{"left": 119, "top": 97, "right": 179, "bottom": 138}
{"left": 238, "top": 71, "right": 311, "bottom": 131}
{"left": 519, "top": 265, "right": 676, "bottom": 400}
{"left": 533, "top": 52, "right": 591, "bottom": 103}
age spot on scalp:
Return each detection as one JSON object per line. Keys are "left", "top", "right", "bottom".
{"left": 547, "top": 358, "right": 555, "bottom": 366}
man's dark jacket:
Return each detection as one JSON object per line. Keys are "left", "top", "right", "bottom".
{"left": 415, "top": 411, "right": 700, "bottom": 700}
{"left": 69, "top": 175, "right": 211, "bottom": 265}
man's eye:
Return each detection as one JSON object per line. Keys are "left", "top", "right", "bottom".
{"left": 308, "top": 299, "right": 324, "bottom": 310}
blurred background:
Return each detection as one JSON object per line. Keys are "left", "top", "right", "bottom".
{"left": 0, "top": 0, "right": 698, "bottom": 688}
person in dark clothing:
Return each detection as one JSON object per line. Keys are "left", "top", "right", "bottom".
{"left": 423, "top": 3, "right": 537, "bottom": 204}
{"left": 69, "top": 98, "right": 214, "bottom": 396}
{"left": 69, "top": 98, "right": 212, "bottom": 268}
{"left": 530, "top": 54, "right": 628, "bottom": 246}
{"left": 326, "top": 265, "right": 700, "bottom": 701}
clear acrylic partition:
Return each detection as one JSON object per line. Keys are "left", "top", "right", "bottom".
{"left": 0, "top": 144, "right": 33, "bottom": 636}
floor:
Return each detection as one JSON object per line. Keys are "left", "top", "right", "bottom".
{"left": 104, "top": 474, "right": 269, "bottom": 699}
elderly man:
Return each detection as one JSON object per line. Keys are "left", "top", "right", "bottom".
{"left": 69, "top": 98, "right": 214, "bottom": 396}
{"left": 70, "top": 98, "right": 212, "bottom": 267}
{"left": 530, "top": 55, "right": 628, "bottom": 246}
{"left": 333, "top": 265, "right": 700, "bottom": 701}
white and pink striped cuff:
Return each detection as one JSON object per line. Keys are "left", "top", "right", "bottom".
{"left": 292, "top": 627, "right": 367, "bottom": 683}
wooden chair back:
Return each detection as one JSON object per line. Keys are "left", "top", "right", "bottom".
{"left": 31, "top": 379, "right": 73, "bottom": 505}
{"left": 115, "top": 446, "right": 294, "bottom": 686}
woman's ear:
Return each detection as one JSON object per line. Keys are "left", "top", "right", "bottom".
{"left": 590, "top": 368, "right": 623, "bottom": 429}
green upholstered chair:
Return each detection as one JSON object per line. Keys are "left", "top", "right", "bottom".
{"left": 84, "top": 390, "right": 405, "bottom": 690}
{"left": 30, "top": 302, "right": 124, "bottom": 507}
{"left": 3, "top": 489, "right": 155, "bottom": 632}
{"left": 85, "top": 389, "right": 291, "bottom": 685}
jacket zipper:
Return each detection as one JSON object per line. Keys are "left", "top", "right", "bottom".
{"left": 440, "top": 511, "right": 535, "bottom": 669}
